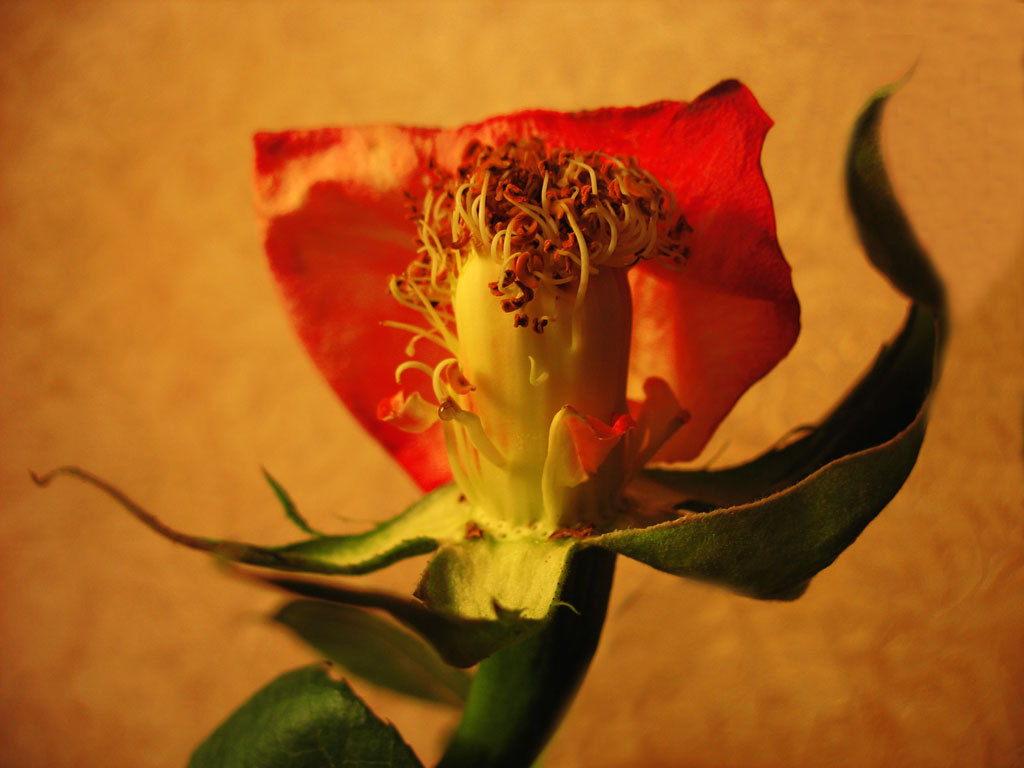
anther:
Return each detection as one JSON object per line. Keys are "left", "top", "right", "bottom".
{"left": 443, "top": 364, "right": 475, "bottom": 394}
{"left": 514, "top": 252, "right": 540, "bottom": 287}
{"left": 548, "top": 523, "right": 595, "bottom": 540}
{"left": 514, "top": 280, "right": 535, "bottom": 304}
{"left": 438, "top": 398, "right": 459, "bottom": 421}
{"left": 451, "top": 228, "right": 471, "bottom": 249}
{"left": 501, "top": 294, "right": 527, "bottom": 313}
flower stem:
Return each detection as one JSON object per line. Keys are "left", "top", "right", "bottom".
{"left": 436, "top": 547, "right": 616, "bottom": 768}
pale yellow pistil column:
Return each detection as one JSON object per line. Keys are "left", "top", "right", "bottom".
{"left": 451, "top": 247, "right": 633, "bottom": 534}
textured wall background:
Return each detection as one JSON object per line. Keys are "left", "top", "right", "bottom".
{"left": 2, "top": 2, "right": 1021, "bottom": 766}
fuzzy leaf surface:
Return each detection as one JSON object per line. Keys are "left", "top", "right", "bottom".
{"left": 188, "top": 665, "right": 422, "bottom": 768}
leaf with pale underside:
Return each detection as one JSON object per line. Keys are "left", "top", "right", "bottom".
{"left": 242, "top": 535, "right": 582, "bottom": 670}
{"left": 601, "top": 78, "right": 946, "bottom": 600}
{"left": 274, "top": 599, "right": 471, "bottom": 706}
{"left": 31, "top": 465, "right": 564, "bottom": 666}
{"left": 188, "top": 665, "right": 422, "bottom": 768}
{"left": 246, "top": 570, "right": 546, "bottom": 669}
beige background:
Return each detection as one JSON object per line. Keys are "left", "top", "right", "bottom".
{"left": 2, "top": 2, "right": 1022, "bottom": 767}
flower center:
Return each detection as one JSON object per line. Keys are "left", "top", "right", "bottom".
{"left": 381, "top": 138, "right": 691, "bottom": 535}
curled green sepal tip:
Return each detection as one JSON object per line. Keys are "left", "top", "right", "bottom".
{"left": 30, "top": 466, "right": 467, "bottom": 576}
{"left": 588, "top": 77, "right": 946, "bottom": 600}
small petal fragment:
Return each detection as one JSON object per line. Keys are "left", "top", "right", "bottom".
{"left": 541, "top": 408, "right": 633, "bottom": 531}
{"left": 377, "top": 390, "right": 439, "bottom": 434}
{"left": 628, "top": 377, "right": 691, "bottom": 470}
{"left": 544, "top": 407, "right": 634, "bottom": 490}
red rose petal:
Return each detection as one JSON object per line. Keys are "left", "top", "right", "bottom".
{"left": 256, "top": 127, "right": 450, "bottom": 490}
{"left": 254, "top": 81, "right": 798, "bottom": 487}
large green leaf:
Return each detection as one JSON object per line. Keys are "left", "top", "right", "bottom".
{"left": 591, "top": 374, "right": 927, "bottom": 598}
{"left": 274, "top": 599, "right": 470, "bottom": 707}
{"left": 31, "top": 467, "right": 468, "bottom": 575}
{"left": 188, "top": 665, "right": 422, "bottom": 768}
{"left": 597, "top": 79, "right": 946, "bottom": 599}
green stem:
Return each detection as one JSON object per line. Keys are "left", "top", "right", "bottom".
{"left": 437, "top": 548, "right": 616, "bottom": 768}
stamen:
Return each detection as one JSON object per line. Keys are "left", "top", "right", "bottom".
{"left": 394, "top": 360, "right": 435, "bottom": 384}
{"left": 559, "top": 204, "right": 591, "bottom": 350}
{"left": 432, "top": 357, "right": 474, "bottom": 399}
{"left": 431, "top": 357, "right": 460, "bottom": 403}
{"left": 438, "top": 398, "right": 507, "bottom": 468}
{"left": 380, "top": 321, "right": 450, "bottom": 354}
{"left": 397, "top": 138, "right": 688, "bottom": 330}
{"left": 441, "top": 417, "right": 478, "bottom": 505}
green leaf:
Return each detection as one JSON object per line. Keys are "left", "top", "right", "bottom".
{"left": 274, "top": 599, "right": 471, "bottom": 707}
{"left": 591, "top": 391, "right": 926, "bottom": 599}
{"left": 250, "top": 532, "right": 581, "bottom": 669}
{"left": 847, "top": 73, "right": 947, "bottom": 329}
{"left": 188, "top": 665, "right": 423, "bottom": 768}
{"left": 262, "top": 466, "right": 324, "bottom": 537}
{"left": 31, "top": 467, "right": 469, "bottom": 576}
{"left": 601, "top": 78, "right": 946, "bottom": 599}
{"left": 246, "top": 570, "right": 544, "bottom": 669}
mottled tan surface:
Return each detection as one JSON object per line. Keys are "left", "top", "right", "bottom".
{"left": 2, "top": 2, "right": 1022, "bottom": 767}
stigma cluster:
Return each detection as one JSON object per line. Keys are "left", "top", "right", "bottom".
{"left": 392, "top": 137, "right": 692, "bottom": 336}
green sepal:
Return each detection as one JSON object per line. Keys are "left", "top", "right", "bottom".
{"left": 598, "top": 78, "right": 946, "bottom": 599}
{"left": 274, "top": 599, "right": 470, "bottom": 707}
{"left": 437, "top": 548, "right": 615, "bottom": 768}
{"left": 261, "top": 466, "right": 324, "bottom": 537}
{"left": 847, "top": 72, "right": 947, "bottom": 335}
{"left": 187, "top": 664, "right": 423, "bottom": 768}
{"left": 271, "top": 484, "right": 468, "bottom": 574}
{"left": 589, "top": 367, "right": 927, "bottom": 599}
{"left": 31, "top": 467, "right": 468, "bottom": 576}
{"left": 415, "top": 536, "right": 578, "bottom": 621}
